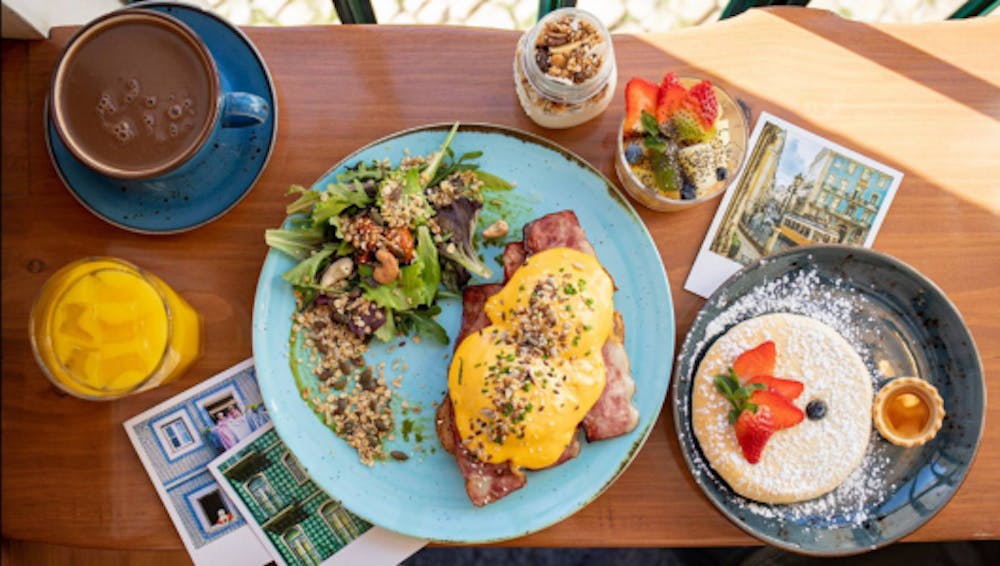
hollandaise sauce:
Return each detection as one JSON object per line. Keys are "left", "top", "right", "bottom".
{"left": 448, "top": 247, "right": 614, "bottom": 469}
{"left": 30, "top": 257, "right": 202, "bottom": 399}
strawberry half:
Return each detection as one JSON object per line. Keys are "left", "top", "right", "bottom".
{"left": 670, "top": 80, "right": 719, "bottom": 143}
{"left": 750, "top": 389, "right": 804, "bottom": 430}
{"left": 733, "top": 341, "right": 776, "bottom": 380}
{"left": 715, "top": 356, "right": 804, "bottom": 464}
{"left": 623, "top": 77, "right": 659, "bottom": 134}
{"left": 746, "top": 375, "right": 804, "bottom": 401}
{"left": 655, "top": 72, "right": 687, "bottom": 124}
{"left": 735, "top": 407, "right": 775, "bottom": 464}
{"left": 686, "top": 80, "right": 719, "bottom": 130}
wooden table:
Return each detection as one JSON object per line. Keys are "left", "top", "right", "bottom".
{"left": 3, "top": 6, "right": 999, "bottom": 560}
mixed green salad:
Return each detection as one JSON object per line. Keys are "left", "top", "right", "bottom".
{"left": 265, "top": 123, "right": 511, "bottom": 346}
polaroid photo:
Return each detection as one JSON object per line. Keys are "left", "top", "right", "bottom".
{"left": 124, "top": 358, "right": 278, "bottom": 566}
{"left": 685, "top": 111, "right": 904, "bottom": 298}
{"left": 208, "top": 423, "right": 426, "bottom": 566}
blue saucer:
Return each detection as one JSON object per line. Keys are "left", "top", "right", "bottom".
{"left": 45, "top": 2, "right": 277, "bottom": 234}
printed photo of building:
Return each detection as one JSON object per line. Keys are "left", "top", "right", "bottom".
{"left": 710, "top": 122, "right": 895, "bottom": 265}
{"left": 215, "top": 427, "right": 371, "bottom": 566}
{"left": 126, "top": 366, "right": 271, "bottom": 549}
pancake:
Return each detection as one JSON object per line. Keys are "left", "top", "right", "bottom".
{"left": 691, "top": 313, "right": 873, "bottom": 504}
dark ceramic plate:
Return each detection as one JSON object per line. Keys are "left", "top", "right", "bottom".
{"left": 672, "top": 245, "right": 984, "bottom": 556}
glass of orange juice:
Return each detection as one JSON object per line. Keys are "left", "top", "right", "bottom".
{"left": 29, "top": 257, "right": 203, "bottom": 400}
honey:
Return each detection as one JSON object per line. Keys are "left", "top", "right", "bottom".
{"left": 873, "top": 377, "right": 944, "bottom": 447}
{"left": 885, "top": 392, "right": 931, "bottom": 437}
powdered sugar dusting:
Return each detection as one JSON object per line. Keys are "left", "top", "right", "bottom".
{"left": 679, "top": 264, "right": 893, "bottom": 531}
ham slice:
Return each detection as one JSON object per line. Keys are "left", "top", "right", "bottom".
{"left": 501, "top": 241, "right": 526, "bottom": 282}
{"left": 435, "top": 396, "right": 525, "bottom": 506}
{"left": 522, "top": 210, "right": 596, "bottom": 257}
{"left": 584, "top": 312, "right": 639, "bottom": 440}
{"left": 438, "top": 210, "right": 635, "bottom": 505}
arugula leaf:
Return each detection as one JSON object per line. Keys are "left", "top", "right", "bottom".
{"left": 312, "top": 182, "right": 372, "bottom": 225}
{"left": 421, "top": 122, "right": 460, "bottom": 187}
{"left": 403, "top": 167, "right": 423, "bottom": 196}
{"left": 265, "top": 222, "right": 326, "bottom": 260}
{"left": 282, "top": 246, "right": 334, "bottom": 287}
{"left": 285, "top": 185, "right": 321, "bottom": 215}
{"left": 436, "top": 197, "right": 492, "bottom": 280}
{"left": 396, "top": 305, "right": 448, "bottom": 345}
{"left": 399, "top": 225, "right": 440, "bottom": 306}
{"left": 335, "top": 240, "right": 355, "bottom": 257}
{"left": 435, "top": 288, "right": 461, "bottom": 301}
{"left": 336, "top": 161, "right": 385, "bottom": 184}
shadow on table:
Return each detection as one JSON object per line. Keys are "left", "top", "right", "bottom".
{"left": 770, "top": 9, "right": 998, "bottom": 122}
{"left": 403, "top": 540, "right": 999, "bottom": 565}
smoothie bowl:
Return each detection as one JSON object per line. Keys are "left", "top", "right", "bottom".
{"left": 615, "top": 74, "right": 748, "bottom": 212}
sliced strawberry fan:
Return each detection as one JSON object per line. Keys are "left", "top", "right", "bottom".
{"left": 714, "top": 341, "right": 804, "bottom": 464}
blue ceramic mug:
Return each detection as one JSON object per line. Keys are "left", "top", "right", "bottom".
{"left": 49, "top": 8, "right": 269, "bottom": 181}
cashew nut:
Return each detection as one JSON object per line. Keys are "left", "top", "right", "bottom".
{"left": 482, "top": 219, "right": 509, "bottom": 240}
{"left": 319, "top": 257, "right": 354, "bottom": 288}
{"left": 373, "top": 249, "right": 400, "bottom": 284}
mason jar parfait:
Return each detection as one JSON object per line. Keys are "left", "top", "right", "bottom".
{"left": 514, "top": 8, "right": 617, "bottom": 129}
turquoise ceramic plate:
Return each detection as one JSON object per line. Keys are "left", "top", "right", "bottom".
{"left": 253, "top": 124, "right": 674, "bottom": 542}
{"left": 673, "top": 245, "right": 984, "bottom": 556}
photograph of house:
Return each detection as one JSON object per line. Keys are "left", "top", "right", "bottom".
{"left": 710, "top": 121, "right": 896, "bottom": 266}
{"left": 213, "top": 427, "right": 371, "bottom": 566}
{"left": 126, "top": 363, "right": 271, "bottom": 549}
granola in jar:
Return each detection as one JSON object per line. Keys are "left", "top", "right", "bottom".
{"left": 514, "top": 8, "right": 616, "bottom": 129}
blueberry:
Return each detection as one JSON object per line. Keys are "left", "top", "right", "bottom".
{"left": 806, "top": 399, "right": 827, "bottom": 420}
{"left": 680, "top": 181, "right": 696, "bottom": 200}
{"left": 624, "top": 143, "right": 643, "bottom": 165}
{"left": 716, "top": 167, "right": 728, "bottom": 181}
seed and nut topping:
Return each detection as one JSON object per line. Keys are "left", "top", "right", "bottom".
{"left": 463, "top": 270, "right": 596, "bottom": 459}
{"left": 534, "top": 15, "right": 604, "bottom": 85}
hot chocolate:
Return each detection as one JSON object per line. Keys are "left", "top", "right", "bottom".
{"left": 51, "top": 10, "right": 218, "bottom": 179}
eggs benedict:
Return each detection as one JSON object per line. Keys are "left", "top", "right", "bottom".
{"left": 448, "top": 247, "right": 615, "bottom": 470}
{"left": 436, "top": 210, "right": 638, "bottom": 507}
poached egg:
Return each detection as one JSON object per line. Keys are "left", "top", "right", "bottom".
{"left": 448, "top": 247, "right": 614, "bottom": 470}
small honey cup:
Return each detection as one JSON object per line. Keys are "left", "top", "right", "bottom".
{"left": 873, "top": 377, "right": 945, "bottom": 448}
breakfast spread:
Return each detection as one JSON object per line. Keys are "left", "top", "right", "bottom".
{"left": 20, "top": 4, "right": 987, "bottom": 556}
{"left": 264, "top": 124, "right": 512, "bottom": 465}
{"left": 618, "top": 73, "right": 733, "bottom": 202}
{"left": 873, "top": 377, "right": 945, "bottom": 447}
{"left": 691, "top": 313, "right": 873, "bottom": 504}
{"left": 513, "top": 8, "right": 616, "bottom": 129}
{"left": 437, "top": 210, "right": 637, "bottom": 506}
